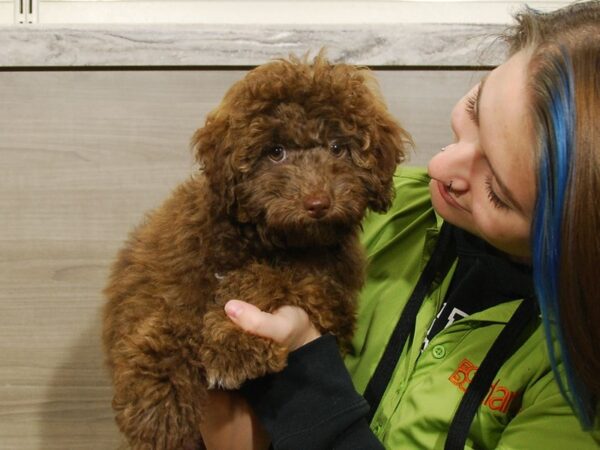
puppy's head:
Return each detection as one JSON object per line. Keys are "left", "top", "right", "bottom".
{"left": 193, "top": 53, "right": 411, "bottom": 247}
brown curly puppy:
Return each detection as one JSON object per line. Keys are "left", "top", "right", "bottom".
{"left": 103, "top": 54, "right": 410, "bottom": 450}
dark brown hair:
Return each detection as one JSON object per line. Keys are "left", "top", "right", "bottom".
{"left": 504, "top": 1, "right": 600, "bottom": 426}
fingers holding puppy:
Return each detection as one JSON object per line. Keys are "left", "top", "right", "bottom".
{"left": 225, "top": 300, "right": 322, "bottom": 351}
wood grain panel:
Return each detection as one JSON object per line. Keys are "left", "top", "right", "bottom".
{"left": 0, "top": 69, "right": 482, "bottom": 449}
{"left": 0, "top": 24, "right": 506, "bottom": 67}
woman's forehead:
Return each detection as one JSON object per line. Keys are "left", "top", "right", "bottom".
{"left": 479, "top": 51, "right": 537, "bottom": 218}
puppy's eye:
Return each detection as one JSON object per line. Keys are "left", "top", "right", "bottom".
{"left": 267, "top": 145, "right": 286, "bottom": 163}
{"left": 330, "top": 142, "right": 348, "bottom": 157}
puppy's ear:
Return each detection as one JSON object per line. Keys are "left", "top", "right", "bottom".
{"left": 367, "top": 111, "right": 412, "bottom": 212}
{"left": 191, "top": 109, "right": 238, "bottom": 214}
{"left": 362, "top": 76, "right": 413, "bottom": 213}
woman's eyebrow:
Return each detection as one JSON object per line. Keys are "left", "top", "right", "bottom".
{"left": 474, "top": 74, "right": 489, "bottom": 126}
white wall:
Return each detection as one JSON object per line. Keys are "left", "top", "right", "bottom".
{"left": 2, "top": 0, "right": 574, "bottom": 25}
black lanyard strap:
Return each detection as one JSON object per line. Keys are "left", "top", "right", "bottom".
{"left": 364, "top": 223, "right": 455, "bottom": 423}
{"left": 444, "top": 296, "right": 538, "bottom": 450}
{"left": 363, "top": 222, "right": 537, "bottom": 447}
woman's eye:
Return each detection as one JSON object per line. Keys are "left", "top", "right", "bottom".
{"left": 267, "top": 145, "right": 286, "bottom": 163}
{"left": 330, "top": 142, "right": 348, "bottom": 157}
{"left": 485, "top": 177, "right": 509, "bottom": 210}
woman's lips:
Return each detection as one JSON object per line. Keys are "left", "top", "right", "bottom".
{"left": 436, "top": 180, "right": 469, "bottom": 212}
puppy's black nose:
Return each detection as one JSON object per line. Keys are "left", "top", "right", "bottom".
{"left": 303, "top": 193, "right": 331, "bottom": 219}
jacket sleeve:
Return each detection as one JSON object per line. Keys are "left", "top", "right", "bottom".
{"left": 495, "top": 370, "right": 600, "bottom": 449}
{"left": 240, "top": 334, "right": 384, "bottom": 450}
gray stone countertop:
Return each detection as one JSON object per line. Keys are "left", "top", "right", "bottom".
{"left": 0, "top": 23, "right": 507, "bottom": 67}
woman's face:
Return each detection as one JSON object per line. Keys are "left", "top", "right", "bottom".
{"left": 428, "top": 50, "right": 536, "bottom": 259}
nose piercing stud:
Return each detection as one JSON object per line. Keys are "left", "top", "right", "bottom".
{"left": 441, "top": 146, "right": 448, "bottom": 152}
{"left": 447, "top": 180, "right": 453, "bottom": 190}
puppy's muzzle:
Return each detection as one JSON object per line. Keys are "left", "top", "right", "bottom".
{"left": 303, "top": 192, "right": 331, "bottom": 219}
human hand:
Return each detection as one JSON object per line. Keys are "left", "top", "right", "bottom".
{"left": 202, "top": 301, "right": 320, "bottom": 449}
{"left": 199, "top": 389, "right": 271, "bottom": 450}
{"left": 224, "top": 300, "right": 322, "bottom": 351}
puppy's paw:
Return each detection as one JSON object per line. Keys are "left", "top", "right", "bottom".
{"left": 201, "top": 311, "right": 288, "bottom": 389}
{"left": 202, "top": 337, "right": 287, "bottom": 389}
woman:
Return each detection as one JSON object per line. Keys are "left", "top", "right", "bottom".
{"left": 200, "top": 2, "right": 600, "bottom": 448}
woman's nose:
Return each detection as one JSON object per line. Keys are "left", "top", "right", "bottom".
{"left": 431, "top": 143, "right": 474, "bottom": 193}
{"left": 448, "top": 176, "right": 469, "bottom": 194}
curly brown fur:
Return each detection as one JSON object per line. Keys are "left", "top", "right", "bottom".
{"left": 103, "top": 53, "right": 411, "bottom": 449}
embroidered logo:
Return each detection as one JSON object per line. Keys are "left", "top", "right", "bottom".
{"left": 449, "top": 358, "right": 478, "bottom": 392}
{"left": 449, "top": 358, "right": 520, "bottom": 414}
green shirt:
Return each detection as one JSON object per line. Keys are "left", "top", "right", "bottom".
{"left": 345, "top": 167, "right": 598, "bottom": 449}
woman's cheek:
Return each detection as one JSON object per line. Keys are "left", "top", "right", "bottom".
{"left": 470, "top": 203, "right": 499, "bottom": 240}
{"left": 473, "top": 207, "right": 532, "bottom": 258}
